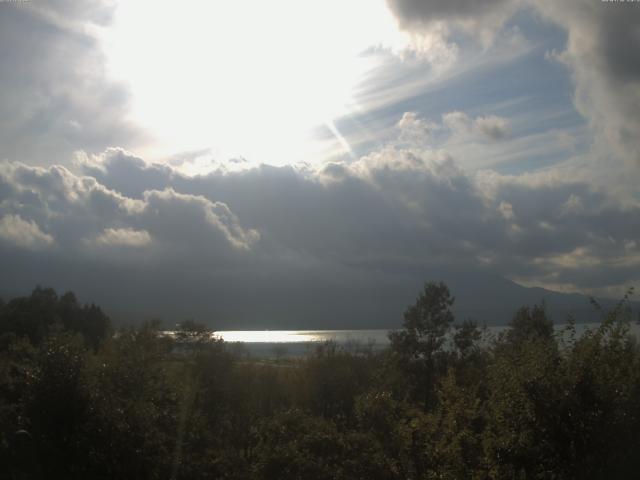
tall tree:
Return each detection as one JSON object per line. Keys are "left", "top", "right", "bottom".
{"left": 389, "top": 281, "right": 455, "bottom": 409}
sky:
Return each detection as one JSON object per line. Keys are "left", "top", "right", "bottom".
{"left": 0, "top": 0, "right": 639, "bottom": 327}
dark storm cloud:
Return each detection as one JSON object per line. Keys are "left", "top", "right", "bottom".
{"left": 385, "top": 0, "right": 520, "bottom": 47}
{"left": 534, "top": 0, "right": 640, "bottom": 166}
{"left": 386, "top": 0, "right": 512, "bottom": 26}
{"left": 2, "top": 142, "right": 638, "bottom": 327}
{"left": 82, "top": 148, "right": 639, "bottom": 278}
{"left": 600, "top": 15, "right": 640, "bottom": 82}
{"left": 0, "top": 0, "right": 143, "bottom": 166}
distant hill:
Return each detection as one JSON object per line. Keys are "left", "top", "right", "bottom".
{"left": 1, "top": 268, "right": 637, "bottom": 330}
{"left": 99, "top": 271, "right": 638, "bottom": 330}
{"left": 430, "top": 270, "right": 638, "bottom": 327}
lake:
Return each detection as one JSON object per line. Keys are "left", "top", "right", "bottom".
{"left": 209, "top": 329, "right": 389, "bottom": 357}
{"left": 210, "top": 322, "right": 640, "bottom": 357}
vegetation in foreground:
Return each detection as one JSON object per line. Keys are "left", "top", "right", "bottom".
{"left": 1, "top": 283, "right": 639, "bottom": 479}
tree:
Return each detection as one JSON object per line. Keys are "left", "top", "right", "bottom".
{"left": 0, "top": 286, "right": 59, "bottom": 344}
{"left": 506, "top": 303, "right": 553, "bottom": 345}
{"left": 27, "top": 329, "right": 90, "bottom": 477}
{"left": 0, "top": 287, "right": 111, "bottom": 349}
{"left": 389, "top": 281, "right": 455, "bottom": 409}
{"left": 174, "top": 318, "right": 212, "bottom": 347}
{"left": 453, "top": 319, "right": 483, "bottom": 359}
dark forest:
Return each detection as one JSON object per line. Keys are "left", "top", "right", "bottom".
{"left": 2, "top": 283, "right": 639, "bottom": 479}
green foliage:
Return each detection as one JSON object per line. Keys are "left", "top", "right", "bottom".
{"left": 27, "top": 329, "right": 90, "bottom": 477}
{"left": 355, "top": 390, "right": 424, "bottom": 478}
{"left": 0, "top": 287, "right": 111, "bottom": 349}
{"left": 1, "top": 283, "right": 640, "bottom": 479}
{"left": 300, "top": 342, "right": 376, "bottom": 422}
{"left": 453, "top": 319, "right": 483, "bottom": 358}
{"left": 505, "top": 303, "right": 554, "bottom": 345}
{"left": 389, "top": 281, "right": 455, "bottom": 408}
{"left": 390, "top": 281, "right": 455, "bottom": 358}
{"left": 253, "top": 409, "right": 398, "bottom": 480}
{"left": 430, "top": 370, "right": 487, "bottom": 479}
{"left": 0, "top": 334, "right": 37, "bottom": 478}
{"left": 82, "top": 321, "right": 179, "bottom": 478}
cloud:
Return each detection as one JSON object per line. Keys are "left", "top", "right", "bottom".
{"left": 140, "top": 188, "right": 259, "bottom": 252}
{"left": 78, "top": 148, "right": 175, "bottom": 199}
{"left": 386, "top": 0, "right": 513, "bottom": 25}
{"left": 398, "top": 26, "right": 460, "bottom": 69}
{"left": 534, "top": 1, "right": 640, "bottom": 166}
{"left": 385, "top": 1, "right": 640, "bottom": 167}
{"left": 82, "top": 146, "right": 640, "bottom": 293}
{"left": 442, "top": 110, "right": 471, "bottom": 133}
{"left": 416, "top": 111, "right": 512, "bottom": 142}
{"left": 0, "top": 214, "right": 54, "bottom": 250}
{"left": 0, "top": 0, "right": 637, "bottom": 325}
{"left": 1, "top": 143, "right": 639, "bottom": 324}
{"left": 0, "top": 159, "right": 257, "bottom": 259}
{"left": 397, "top": 112, "right": 438, "bottom": 143}
{"left": 498, "top": 201, "right": 515, "bottom": 220}
{"left": 0, "top": 1, "right": 143, "bottom": 166}
{"left": 397, "top": 112, "right": 439, "bottom": 144}
{"left": 386, "top": 0, "right": 520, "bottom": 48}
{"left": 92, "top": 227, "right": 151, "bottom": 248}
{"left": 474, "top": 115, "right": 511, "bottom": 140}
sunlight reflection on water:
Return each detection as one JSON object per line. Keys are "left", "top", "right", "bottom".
{"left": 213, "top": 329, "right": 389, "bottom": 344}
{"left": 165, "top": 322, "right": 640, "bottom": 348}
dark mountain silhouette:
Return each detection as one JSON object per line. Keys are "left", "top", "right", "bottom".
{"left": 16, "top": 268, "right": 631, "bottom": 330}
{"left": 435, "top": 270, "right": 636, "bottom": 327}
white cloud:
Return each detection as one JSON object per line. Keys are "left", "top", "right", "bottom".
{"left": 498, "top": 201, "right": 515, "bottom": 220}
{"left": 397, "top": 111, "right": 439, "bottom": 144}
{"left": 0, "top": 214, "right": 54, "bottom": 250}
{"left": 475, "top": 115, "right": 511, "bottom": 140}
{"left": 93, "top": 227, "right": 151, "bottom": 247}
{"left": 400, "top": 25, "right": 460, "bottom": 70}
{"left": 442, "top": 111, "right": 471, "bottom": 133}
{"left": 442, "top": 111, "right": 511, "bottom": 140}
{"left": 0, "top": 1, "right": 143, "bottom": 166}
{"left": 0, "top": 158, "right": 258, "bottom": 259}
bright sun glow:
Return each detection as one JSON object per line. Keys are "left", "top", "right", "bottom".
{"left": 102, "top": 0, "right": 403, "bottom": 168}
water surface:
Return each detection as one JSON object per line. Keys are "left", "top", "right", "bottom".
{"left": 210, "top": 322, "right": 640, "bottom": 357}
